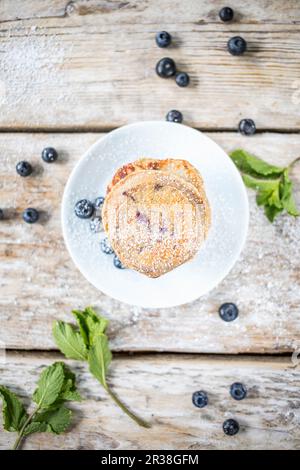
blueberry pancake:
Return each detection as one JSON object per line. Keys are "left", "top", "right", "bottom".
{"left": 107, "top": 158, "right": 211, "bottom": 237}
{"left": 102, "top": 169, "right": 208, "bottom": 278}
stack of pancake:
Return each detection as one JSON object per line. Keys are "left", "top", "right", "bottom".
{"left": 102, "top": 158, "right": 211, "bottom": 277}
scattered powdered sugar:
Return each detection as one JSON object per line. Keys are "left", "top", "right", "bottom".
{"left": 0, "top": 25, "right": 74, "bottom": 121}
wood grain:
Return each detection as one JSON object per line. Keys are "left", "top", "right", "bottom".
{"left": 0, "top": 131, "right": 299, "bottom": 353}
{"left": 0, "top": 352, "right": 299, "bottom": 450}
{"left": 0, "top": 0, "right": 300, "bottom": 130}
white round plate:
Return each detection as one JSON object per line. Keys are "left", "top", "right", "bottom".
{"left": 62, "top": 121, "right": 249, "bottom": 308}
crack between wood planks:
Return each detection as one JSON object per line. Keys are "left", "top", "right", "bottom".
{"left": 2, "top": 349, "right": 294, "bottom": 359}
{"left": 0, "top": 127, "right": 300, "bottom": 134}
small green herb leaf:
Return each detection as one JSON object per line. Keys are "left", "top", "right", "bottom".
{"left": 53, "top": 321, "right": 88, "bottom": 361}
{"left": 33, "top": 405, "right": 72, "bottom": 435}
{"left": 230, "top": 149, "right": 284, "bottom": 178}
{"left": 57, "top": 363, "right": 82, "bottom": 402}
{"left": 264, "top": 204, "right": 283, "bottom": 223}
{"left": 0, "top": 386, "right": 28, "bottom": 432}
{"left": 33, "top": 362, "right": 65, "bottom": 408}
{"left": 88, "top": 334, "right": 112, "bottom": 388}
{"left": 230, "top": 149, "right": 299, "bottom": 223}
{"left": 23, "top": 421, "right": 48, "bottom": 437}
{"left": 53, "top": 307, "right": 150, "bottom": 428}
{"left": 72, "top": 307, "right": 109, "bottom": 348}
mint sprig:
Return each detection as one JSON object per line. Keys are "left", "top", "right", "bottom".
{"left": 0, "top": 362, "right": 81, "bottom": 450}
{"left": 53, "top": 307, "right": 150, "bottom": 429}
{"left": 230, "top": 150, "right": 299, "bottom": 222}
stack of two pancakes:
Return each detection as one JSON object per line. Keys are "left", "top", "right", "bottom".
{"left": 102, "top": 158, "right": 211, "bottom": 278}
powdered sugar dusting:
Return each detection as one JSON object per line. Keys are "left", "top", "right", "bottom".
{"left": 0, "top": 25, "right": 74, "bottom": 124}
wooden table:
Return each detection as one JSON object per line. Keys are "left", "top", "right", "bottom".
{"left": 1, "top": 0, "right": 300, "bottom": 450}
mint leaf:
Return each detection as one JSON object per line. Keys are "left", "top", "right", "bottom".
{"left": 59, "top": 363, "right": 82, "bottom": 402}
{"left": 242, "top": 174, "right": 279, "bottom": 192}
{"left": 280, "top": 171, "right": 299, "bottom": 217}
{"left": 230, "top": 149, "right": 284, "bottom": 178}
{"left": 33, "top": 362, "right": 65, "bottom": 409}
{"left": 264, "top": 204, "right": 283, "bottom": 222}
{"left": 88, "top": 334, "right": 112, "bottom": 388}
{"left": 231, "top": 149, "right": 299, "bottom": 223}
{"left": 33, "top": 405, "right": 72, "bottom": 435}
{"left": 53, "top": 321, "right": 88, "bottom": 361}
{"left": 23, "top": 421, "right": 48, "bottom": 437}
{"left": 0, "top": 386, "right": 27, "bottom": 432}
{"left": 54, "top": 308, "right": 150, "bottom": 428}
{"left": 72, "top": 307, "right": 109, "bottom": 347}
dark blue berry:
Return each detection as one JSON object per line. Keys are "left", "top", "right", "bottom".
{"left": 75, "top": 199, "right": 94, "bottom": 219}
{"left": 166, "top": 110, "right": 183, "bottom": 123}
{"left": 156, "top": 31, "right": 172, "bottom": 48}
{"left": 223, "top": 419, "right": 239, "bottom": 436}
{"left": 227, "top": 36, "right": 247, "bottom": 56}
{"left": 94, "top": 196, "right": 105, "bottom": 208}
{"left": 42, "top": 147, "right": 58, "bottom": 163}
{"left": 175, "top": 72, "right": 190, "bottom": 87}
{"left": 113, "top": 254, "right": 125, "bottom": 269}
{"left": 219, "top": 7, "right": 234, "bottom": 22}
{"left": 239, "top": 119, "right": 256, "bottom": 136}
{"left": 156, "top": 57, "right": 176, "bottom": 78}
{"left": 230, "top": 382, "right": 247, "bottom": 400}
{"left": 101, "top": 237, "right": 114, "bottom": 255}
{"left": 90, "top": 217, "right": 103, "bottom": 233}
{"left": 192, "top": 391, "right": 208, "bottom": 408}
{"left": 219, "top": 303, "right": 238, "bottom": 322}
{"left": 23, "top": 208, "right": 39, "bottom": 224}
{"left": 0, "top": 209, "right": 4, "bottom": 220}
{"left": 16, "top": 161, "right": 32, "bottom": 177}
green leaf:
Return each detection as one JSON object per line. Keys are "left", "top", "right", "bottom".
{"left": 59, "top": 363, "right": 82, "bottom": 402}
{"left": 242, "top": 174, "right": 280, "bottom": 192}
{"left": 0, "top": 386, "right": 27, "bottom": 432}
{"left": 23, "top": 421, "right": 48, "bottom": 437}
{"left": 33, "top": 405, "right": 72, "bottom": 435}
{"left": 256, "top": 190, "right": 272, "bottom": 206}
{"left": 33, "top": 362, "right": 65, "bottom": 408}
{"left": 280, "top": 171, "right": 299, "bottom": 217}
{"left": 53, "top": 321, "right": 88, "bottom": 361}
{"left": 268, "top": 186, "right": 282, "bottom": 209}
{"left": 88, "top": 334, "right": 112, "bottom": 388}
{"left": 72, "top": 307, "right": 109, "bottom": 348}
{"left": 264, "top": 204, "right": 283, "bottom": 222}
{"left": 230, "top": 149, "right": 284, "bottom": 178}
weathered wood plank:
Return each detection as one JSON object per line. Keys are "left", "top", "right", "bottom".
{"left": 0, "top": 131, "right": 299, "bottom": 353}
{"left": 0, "top": 353, "right": 299, "bottom": 450}
{"left": 0, "top": 0, "right": 299, "bottom": 130}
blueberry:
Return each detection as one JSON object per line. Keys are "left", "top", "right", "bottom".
{"left": 156, "top": 57, "right": 176, "bottom": 78}
{"left": 74, "top": 199, "right": 94, "bottom": 219}
{"left": 42, "top": 147, "right": 58, "bottom": 163}
{"left": 227, "top": 36, "right": 247, "bottom": 56}
{"left": 0, "top": 209, "right": 4, "bottom": 220}
{"left": 94, "top": 196, "right": 105, "bottom": 208}
{"left": 219, "top": 303, "right": 238, "bottom": 322}
{"left": 16, "top": 161, "right": 33, "bottom": 177}
{"left": 219, "top": 7, "right": 234, "bottom": 22}
{"left": 90, "top": 216, "right": 103, "bottom": 233}
{"left": 230, "top": 382, "right": 247, "bottom": 400}
{"left": 192, "top": 391, "right": 208, "bottom": 408}
{"left": 113, "top": 254, "right": 125, "bottom": 269}
{"left": 22, "top": 208, "right": 39, "bottom": 224}
{"left": 175, "top": 72, "right": 190, "bottom": 87}
{"left": 101, "top": 237, "right": 114, "bottom": 255}
{"left": 156, "top": 31, "right": 172, "bottom": 48}
{"left": 166, "top": 110, "right": 183, "bottom": 123}
{"left": 223, "top": 419, "right": 239, "bottom": 436}
{"left": 239, "top": 118, "right": 256, "bottom": 136}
